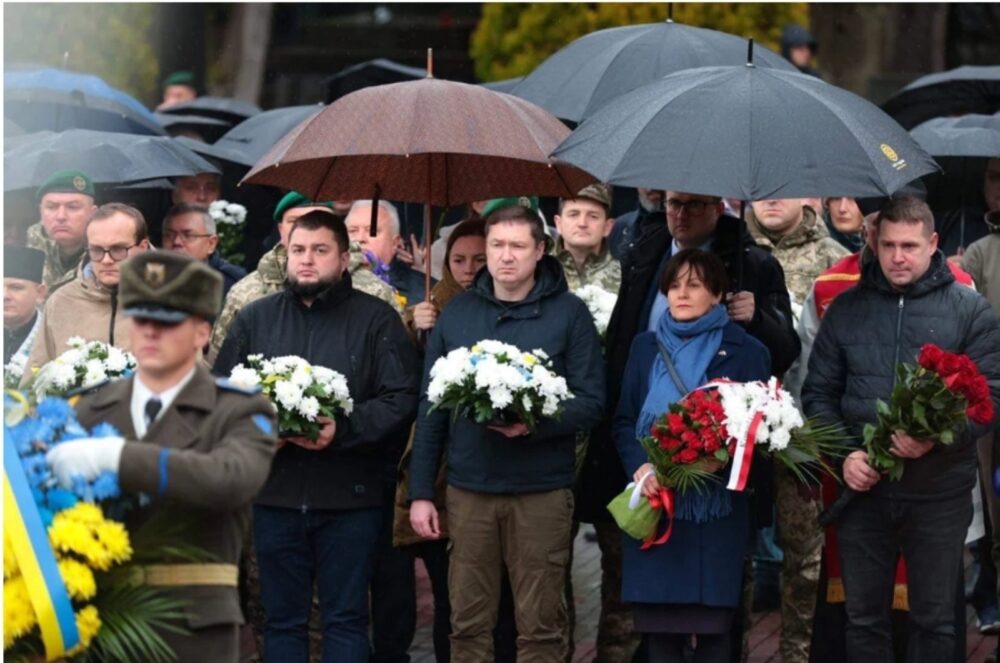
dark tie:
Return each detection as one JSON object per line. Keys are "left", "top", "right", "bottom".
{"left": 145, "top": 397, "right": 163, "bottom": 427}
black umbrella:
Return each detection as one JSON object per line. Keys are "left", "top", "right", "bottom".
{"left": 910, "top": 114, "right": 1000, "bottom": 158}
{"left": 155, "top": 112, "right": 232, "bottom": 143}
{"left": 882, "top": 65, "right": 1000, "bottom": 130}
{"left": 552, "top": 62, "right": 938, "bottom": 201}
{"left": 173, "top": 135, "right": 253, "bottom": 169}
{"left": 322, "top": 58, "right": 425, "bottom": 104}
{"left": 214, "top": 105, "right": 324, "bottom": 167}
{"left": 510, "top": 19, "right": 796, "bottom": 122}
{"left": 158, "top": 96, "right": 261, "bottom": 126}
{"left": 3, "top": 129, "right": 219, "bottom": 192}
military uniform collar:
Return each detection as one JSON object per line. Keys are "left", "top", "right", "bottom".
{"left": 554, "top": 237, "right": 611, "bottom": 269}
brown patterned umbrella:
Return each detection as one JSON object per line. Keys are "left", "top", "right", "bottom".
{"left": 241, "top": 53, "right": 595, "bottom": 300}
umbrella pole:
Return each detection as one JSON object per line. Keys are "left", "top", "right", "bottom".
{"left": 737, "top": 200, "right": 746, "bottom": 292}
{"left": 424, "top": 202, "right": 432, "bottom": 302}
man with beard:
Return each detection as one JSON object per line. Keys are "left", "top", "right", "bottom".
{"left": 214, "top": 211, "right": 421, "bottom": 662}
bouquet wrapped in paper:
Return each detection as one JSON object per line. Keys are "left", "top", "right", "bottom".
{"left": 31, "top": 338, "right": 135, "bottom": 401}
{"left": 426, "top": 340, "right": 574, "bottom": 431}
{"left": 574, "top": 284, "right": 617, "bottom": 337}
{"left": 227, "top": 354, "right": 353, "bottom": 441}
{"left": 208, "top": 200, "right": 247, "bottom": 265}
{"left": 610, "top": 380, "right": 849, "bottom": 545}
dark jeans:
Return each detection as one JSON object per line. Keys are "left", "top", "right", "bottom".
{"left": 372, "top": 481, "right": 417, "bottom": 663}
{"left": 254, "top": 504, "right": 382, "bottom": 663}
{"left": 837, "top": 489, "right": 972, "bottom": 663}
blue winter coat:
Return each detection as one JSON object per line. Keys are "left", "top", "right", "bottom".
{"left": 613, "top": 323, "right": 770, "bottom": 607}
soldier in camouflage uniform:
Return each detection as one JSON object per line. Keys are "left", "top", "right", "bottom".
{"left": 209, "top": 193, "right": 402, "bottom": 663}
{"left": 746, "top": 200, "right": 849, "bottom": 663}
{"left": 553, "top": 184, "right": 637, "bottom": 663}
{"left": 26, "top": 170, "right": 98, "bottom": 288}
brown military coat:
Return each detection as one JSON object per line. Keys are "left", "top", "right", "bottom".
{"left": 74, "top": 364, "right": 277, "bottom": 662}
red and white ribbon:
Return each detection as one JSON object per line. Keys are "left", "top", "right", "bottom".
{"left": 726, "top": 409, "right": 763, "bottom": 491}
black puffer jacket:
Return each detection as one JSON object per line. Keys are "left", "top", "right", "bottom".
{"left": 213, "top": 272, "right": 422, "bottom": 511}
{"left": 408, "top": 255, "right": 605, "bottom": 499}
{"left": 803, "top": 251, "right": 1000, "bottom": 500}
{"left": 576, "top": 212, "right": 799, "bottom": 522}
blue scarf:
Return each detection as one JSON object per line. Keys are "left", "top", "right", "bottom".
{"left": 637, "top": 303, "right": 731, "bottom": 522}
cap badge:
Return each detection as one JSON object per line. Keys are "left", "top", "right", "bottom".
{"left": 144, "top": 262, "right": 166, "bottom": 287}
{"left": 72, "top": 176, "right": 87, "bottom": 192}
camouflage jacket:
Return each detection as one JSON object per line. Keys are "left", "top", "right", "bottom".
{"left": 26, "top": 222, "right": 85, "bottom": 289}
{"left": 745, "top": 206, "right": 850, "bottom": 306}
{"left": 554, "top": 237, "right": 622, "bottom": 294}
{"left": 208, "top": 243, "right": 402, "bottom": 361}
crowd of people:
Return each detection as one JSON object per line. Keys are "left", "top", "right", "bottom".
{"left": 4, "top": 55, "right": 1000, "bottom": 663}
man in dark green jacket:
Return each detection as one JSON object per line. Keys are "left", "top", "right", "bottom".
{"left": 409, "top": 204, "right": 605, "bottom": 662}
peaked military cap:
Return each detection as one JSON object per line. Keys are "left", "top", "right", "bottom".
{"left": 119, "top": 251, "right": 223, "bottom": 323}
{"left": 36, "top": 170, "right": 95, "bottom": 200}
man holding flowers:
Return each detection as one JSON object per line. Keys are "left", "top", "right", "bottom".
{"left": 803, "top": 196, "right": 1000, "bottom": 663}
{"left": 214, "top": 211, "right": 421, "bottom": 662}
{"left": 409, "top": 204, "right": 605, "bottom": 662}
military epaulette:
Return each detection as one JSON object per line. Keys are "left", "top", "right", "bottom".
{"left": 215, "top": 377, "right": 261, "bottom": 395}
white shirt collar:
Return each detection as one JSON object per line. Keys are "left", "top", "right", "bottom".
{"left": 130, "top": 366, "right": 197, "bottom": 439}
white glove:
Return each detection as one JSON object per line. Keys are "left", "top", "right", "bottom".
{"left": 46, "top": 437, "right": 126, "bottom": 488}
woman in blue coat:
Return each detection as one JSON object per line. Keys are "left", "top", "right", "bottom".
{"left": 613, "top": 249, "right": 771, "bottom": 662}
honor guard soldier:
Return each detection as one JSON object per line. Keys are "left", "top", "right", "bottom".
{"left": 47, "top": 251, "right": 278, "bottom": 662}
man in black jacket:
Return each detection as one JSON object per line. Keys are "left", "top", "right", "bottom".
{"left": 214, "top": 211, "right": 421, "bottom": 663}
{"left": 409, "top": 204, "right": 605, "bottom": 662}
{"left": 803, "top": 196, "right": 1000, "bottom": 663}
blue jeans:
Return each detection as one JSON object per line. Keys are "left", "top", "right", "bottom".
{"left": 838, "top": 489, "right": 972, "bottom": 663}
{"left": 254, "top": 505, "right": 382, "bottom": 663}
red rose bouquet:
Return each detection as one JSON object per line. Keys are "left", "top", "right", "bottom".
{"left": 864, "top": 343, "right": 994, "bottom": 480}
{"left": 641, "top": 388, "right": 733, "bottom": 492}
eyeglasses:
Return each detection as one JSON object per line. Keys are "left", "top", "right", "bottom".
{"left": 87, "top": 244, "right": 139, "bottom": 262}
{"left": 666, "top": 199, "right": 710, "bottom": 215}
{"left": 163, "top": 230, "right": 212, "bottom": 244}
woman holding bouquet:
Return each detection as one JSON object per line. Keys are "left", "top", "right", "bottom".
{"left": 613, "top": 249, "right": 771, "bottom": 661}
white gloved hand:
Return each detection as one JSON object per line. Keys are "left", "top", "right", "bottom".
{"left": 45, "top": 437, "right": 126, "bottom": 488}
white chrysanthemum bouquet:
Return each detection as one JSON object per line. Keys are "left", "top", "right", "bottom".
{"left": 574, "top": 284, "right": 617, "bottom": 336}
{"left": 426, "top": 340, "right": 574, "bottom": 431}
{"left": 32, "top": 337, "right": 135, "bottom": 400}
{"left": 209, "top": 199, "right": 248, "bottom": 265}
{"left": 714, "top": 377, "right": 849, "bottom": 489}
{"left": 228, "top": 355, "right": 352, "bottom": 440}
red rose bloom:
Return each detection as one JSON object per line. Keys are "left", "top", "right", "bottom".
{"left": 918, "top": 344, "right": 944, "bottom": 371}
{"left": 677, "top": 448, "right": 699, "bottom": 464}
{"left": 667, "top": 413, "right": 686, "bottom": 435}
{"left": 969, "top": 400, "right": 995, "bottom": 426}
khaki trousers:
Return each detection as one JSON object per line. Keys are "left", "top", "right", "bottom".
{"left": 447, "top": 485, "right": 574, "bottom": 663}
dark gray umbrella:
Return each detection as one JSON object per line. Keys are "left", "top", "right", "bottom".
{"left": 158, "top": 96, "right": 261, "bottom": 126}
{"left": 155, "top": 112, "right": 231, "bottom": 142}
{"left": 910, "top": 114, "right": 1000, "bottom": 158}
{"left": 322, "top": 58, "right": 426, "bottom": 104}
{"left": 214, "top": 105, "right": 324, "bottom": 167}
{"left": 511, "top": 20, "right": 796, "bottom": 122}
{"left": 882, "top": 66, "right": 1000, "bottom": 130}
{"left": 552, "top": 63, "right": 938, "bottom": 200}
{"left": 3, "top": 129, "right": 219, "bottom": 192}
{"left": 173, "top": 135, "right": 253, "bottom": 169}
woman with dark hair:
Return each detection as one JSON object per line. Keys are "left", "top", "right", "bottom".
{"left": 408, "top": 218, "right": 487, "bottom": 333}
{"left": 614, "top": 248, "right": 772, "bottom": 662}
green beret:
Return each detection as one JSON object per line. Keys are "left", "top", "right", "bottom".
{"left": 4, "top": 245, "right": 45, "bottom": 283}
{"left": 119, "top": 251, "right": 223, "bottom": 323}
{"left": 273, "top": 191, "right": 333, "bottom": 222}
{"left": 480, "top": 196, "right": 539, "bottom": 219}
{"left": 36, "top": 170, "right": 95, "bottom": 200}
{"left": 163, "top": 71, "right": 196, "bottom": 88}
